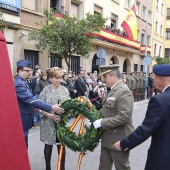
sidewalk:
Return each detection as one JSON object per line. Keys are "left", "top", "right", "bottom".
{"left": 133, "top": 99, "right": 149, "bottom": 107}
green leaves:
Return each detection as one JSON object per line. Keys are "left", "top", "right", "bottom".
{"left": 155, "top": 56, "right": 170, "bottom": 65}
{"left": 54, "top": 98, "right": 103, "bottom": 152}
{"left": 28, "top": 10, "right": 106, "bottom": 69}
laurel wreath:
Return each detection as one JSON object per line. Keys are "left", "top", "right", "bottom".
{"left": 54, "top": 96, "right": 103, "bottom": 152}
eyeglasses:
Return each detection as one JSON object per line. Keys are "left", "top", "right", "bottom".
{"left": 23, "top": 70, "right": 31, "bottom": 72}
{"left": 68, "top": 77, "right": 73, "bottom": 78}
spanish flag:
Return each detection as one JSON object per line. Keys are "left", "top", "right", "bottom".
{"left": 121, "top": 4, "right": 137, "bottom": 40}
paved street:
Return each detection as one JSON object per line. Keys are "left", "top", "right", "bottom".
{"left": 28, "top": 100, "right": 150, "bottom": 170}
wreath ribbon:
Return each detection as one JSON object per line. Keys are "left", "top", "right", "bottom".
{"left": 57, "top": 115, "right": 85, "bottom": 170}
{"left": 55, "top": 97, "right": 102, "bottom": 170}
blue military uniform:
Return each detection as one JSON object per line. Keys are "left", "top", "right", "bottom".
{"left": 14, "top": 60, "right": 52, "bottom": 147}
{"left": 120, "top": 64, "right": 170, "bottom": 170}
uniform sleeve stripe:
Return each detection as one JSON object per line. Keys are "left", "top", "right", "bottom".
{"left": 29, "top": 99, "right": 41, "bottom": 104}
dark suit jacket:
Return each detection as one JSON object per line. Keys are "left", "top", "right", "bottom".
{"left": 120, "top": 86, "right": 170, "bottom": 170}
{"left": 14, "top": 76, "right": 52, "bottom": 131}
{"left": 75, "top": 77, "right": 87, "bottom": 97}
{"left": 68, "top": 81, "right": 76, "bottom": 99}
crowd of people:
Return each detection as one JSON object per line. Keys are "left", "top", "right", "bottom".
{"left": 121, "top": 70, "right": 158, "bottom": 102}
{"left": 27, "top": 65, "right": 108, "bottom": 113}
{"left": 103, "top": 25, "right": 128, "bottom": 38}
{"left": 15, "top": 59, "right": 170, "bottom": 170}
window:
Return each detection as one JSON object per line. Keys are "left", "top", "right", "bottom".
{"left": 94, "top": 4, "right": 103, "bottom": 15}
{"left": 160, "top": 25, "right": 162, "bottom": 35}
{"left": 134, "top": 64, "right": 138, "bottom": 71}
{"left": 166, "top": 28, "right": 170, "bottom": 40}
{"left": 155, "top": 21, "right": 158, "bottom": 33}
{"left": 156, "top": 0, "right": 159, "bottom": 10}
{"left": 165, "top": 48, "right": 170, "bottom": 58}
{"left": 142, "top": 6, "right": 146, "bottom": 20}
{"left": 148, "top": 11, "right": 152, "bottom": 24}
{"left": 22, "top": 0, "right": 42, "bottom": 13}
{"left": 161, "top": 3, "right": 164, "bottom": 14}
{"left": 50, "top": 53, "right": 62, "bottom": 68}
{"left": 51, "top": 0, "right": 61, "bottom": 12}
{"left": 141, "top": 33, "right": 145, "bottom": 45}
{"left": 124, "top": 0, "right": 130, "bottom": 9}
{"left": 159, "top": 46, "right": 162, "bottom": 57}
{"left": 167, "top": 8, "right": 170, "bottom": 20}
{"left": 111, "top": 14, "right": 118, "bottom": 28}
{"left": 154, "top": 44, "right": 157, "bottom": 56}
{"left": 147, "top": 36, "right": 150, "bottom": 46}
{"left": 70, "top": 2, "right": 78, "bottom": 17}
{"left": 140, "top": 65, "right": 143, "bottom": 72}
{"left": 24, "top": 50, "right": 39, "bottom": 68}
{"left": 71, "top": 55, "right": 80, "bottom": 74}
{"left": 136, "top": 2, "right": 140, "bottom": 16}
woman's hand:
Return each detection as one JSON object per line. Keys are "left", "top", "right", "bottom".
{"left": 49, "top": 114, "right": 60, "bottom": 122}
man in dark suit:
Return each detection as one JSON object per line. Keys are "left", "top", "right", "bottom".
{"left": 93, "top": 64, "right": 134, "bottom": 170}
{"left": 113, "top": 64, "right": 170, "bottom": 170}
{"left": 75, "top": 70, "right": 87, "bottom": 97}
{"left": 14, "top": 60, "right": 64, "bottom": 147}
{"left": 68, "top": 75, "right": 77, "bottom": 99}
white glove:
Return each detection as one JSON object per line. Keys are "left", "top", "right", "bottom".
{"left": 86, "top": 119, "right": 91, "bottom": 127}
{"left": 93, "top": 119, "right": 102, "bottom": 129}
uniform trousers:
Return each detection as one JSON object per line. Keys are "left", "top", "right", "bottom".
{"left": 99, "top": 146, "right": 131, "bottom": 170}
{"left": 24, "top": 130, "right": 29, "bottom": 148}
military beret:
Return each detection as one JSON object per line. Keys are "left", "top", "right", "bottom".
{"left": 17, "top": 60, "right": 32, "bottom": 68}
{"left": 153, "top": 64, "right": 170, "bottom": 76}
{"left": 99, "top": 64, "right": 120, "bottom": 75}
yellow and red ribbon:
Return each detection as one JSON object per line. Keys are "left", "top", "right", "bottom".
{"left": 57, "top": 97, "right": 91, "bottom": 170}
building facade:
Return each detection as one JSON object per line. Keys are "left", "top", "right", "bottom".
{"left": 151, "top": 0, "right": 166, "bottom": 66}
{"left": 164, "top": 0, "right": 170, "bottom": 59}
{"left": 1, "top": 0, "right": 153, "bottom": 74}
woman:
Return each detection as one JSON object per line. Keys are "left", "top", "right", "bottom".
{"left": 39, "top": 67, "right": 70, "bottom": 170}
{"left": 88, "top": 81, "right": 104, "bottom": 111}
{"left": 39, "top": 72, "right": 49, "bottom": 92}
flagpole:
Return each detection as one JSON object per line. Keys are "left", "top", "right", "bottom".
{"left": 144, "top": 0, "right": 149, "bottom": 75}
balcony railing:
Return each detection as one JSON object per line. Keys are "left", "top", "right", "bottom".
{"left": 140, "top": 45, "right": 151, "bottom": 54}
{"left": 88, "top": 28, "right": 141, "bottom": 51}
{"left": 54, "top": 14, "right": 150, "bottom": 54}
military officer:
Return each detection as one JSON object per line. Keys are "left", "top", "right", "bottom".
{"left": 93, "top": 64, "right": 134, "bottom": 170}
{"left": 141, "top": 72, "right": 147, "bottom": 100}
{"left": 113, "top": 64, "right": 170, "bottom": 170}
{"left": 138, "top": 72, "right": 143, "bottom": 100}
{"left": 134, "top": 72, "right": 140, "bottom": 101}
{"left": 126, "top": 70, "right": 132, "bottom": 90}
{"left": 130, "top": 72, "right": 136, "bottom": 100}
{"left": 14, "top": 60, "right": 64, "bottom": 147}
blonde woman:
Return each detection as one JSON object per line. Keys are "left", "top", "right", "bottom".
{"left": 39, "top": 67, "right": 70, "bottom": 170}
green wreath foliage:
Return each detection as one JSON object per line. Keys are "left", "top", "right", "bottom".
{"left": 54, "top": 97, "right": 103, "bottom": 152}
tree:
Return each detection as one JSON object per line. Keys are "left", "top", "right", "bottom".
{"left": 156, "top": 56, "right": 170, "bottom": 65}
{"left": 0, "top": 12, "right": 5, "bottom": 33}
{"left": 28, "top": 10, "right": 106, "bottom": 70}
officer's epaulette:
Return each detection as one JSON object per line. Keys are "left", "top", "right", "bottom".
{"left": 120, "top": 84, "right": 125, "bottom": 88}
{"left": 120, "top": 84, "right": 129, "bottom": 90}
